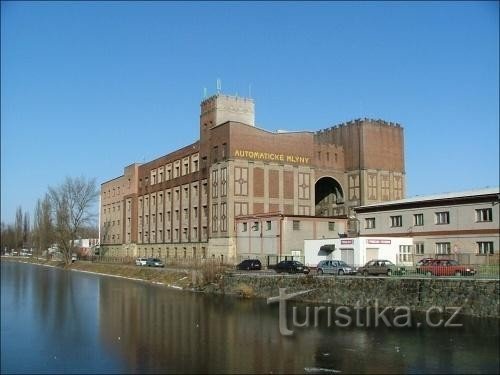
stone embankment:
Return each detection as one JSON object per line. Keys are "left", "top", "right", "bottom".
{"left": 3, "top": 257, "right": 498, "bottom": 318}
{"left": 219, "top": 273, "right": 499, "bottom": 318}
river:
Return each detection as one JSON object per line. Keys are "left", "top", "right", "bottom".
{"left": 1, "top": 261, "right": 498, "bottom": 374}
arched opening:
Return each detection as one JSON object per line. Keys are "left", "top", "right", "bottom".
{"left": 315, "top": 177, "right": 345, "bottom": 216}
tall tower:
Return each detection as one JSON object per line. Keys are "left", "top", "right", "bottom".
{"left": 199, "top": 93, "right": 255, "bottom": 165}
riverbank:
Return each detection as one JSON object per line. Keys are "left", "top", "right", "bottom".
{"left": 2, "top": 256, "right": 499, "bottom": 318}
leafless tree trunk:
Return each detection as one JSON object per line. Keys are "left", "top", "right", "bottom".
{"left": 33, "top": 195, "right": 54, "bottom": 258}
{"left": 23, "top": 210, "right": 30, "bottom": 249}
{"left": 1, "top": 222, "right": 16, "bottom": 253}
{"left": 14, "top": 207, "right": 23, "bottom": 251}
{"left": 48, "top": 177, "right": 98, "bottom": 265}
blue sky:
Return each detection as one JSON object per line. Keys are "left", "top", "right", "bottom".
{"left": 1, "top": 1, "right": 499, "bottom": 223}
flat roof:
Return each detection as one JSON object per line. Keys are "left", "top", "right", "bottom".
{"left": 356, "top": 186, "right": 500, "bottom": 210}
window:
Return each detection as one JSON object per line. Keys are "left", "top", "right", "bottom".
{"left": 415, "top": 242, "right": 425, "bottom": 255}
{"left": 399, "top": 245, "right": 411, "bottom": 262}
{"left": 212, "top": 204, "right": 218, "bottom": 232}
{"left": 266, "top": 221, "right": 272, "bottom": 230}
{"left": 476, "top": 208, "right": 493, "bottom": 222}
{"left": 414, "top": 213, "right": 424, "bottom": 226}
{"left": 435, "top": 242, "right": 451, "bottom": 255}
{"left": 221, "top": 202, "right": 227, "bottom": 232}
{"left": 213, "top": 146, "right": 219, "bottom": 162}
{"left": 242, "top": 223, "right": 247, "bottom": 232}
{"left": 365, "top": 218, "right": 376, "bottom": 229}
{"left": 328, "top": 222, "right": 335, "bottom": 231}
{"left": 390, "top": 215, "right": 402, "bottom": 227}
{"left": 292, "top": 220, "right": 300, "bottom": 230}
{"left": 252, "top": 222, "right": 259, "bottom": 231}
{"left": 221, "top": 167, "right": 227, "bottom": 197}
{"left": 435, "top": 211, "right": 450, "bottom": 225}
{"left": 212, "top": 170, "right": 218, "bottom": 198}
{"left": 477, "top": 242, "right": 494, "bottom": 255}
{"left": 222, "top": 143, "right": 227, "bottom": 159}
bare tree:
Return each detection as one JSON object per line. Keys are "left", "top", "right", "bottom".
{"left": 14, "top": 207, "right": 23, "bottom": 251}
{"left": 23, "top": 210, "right": 31, "bottom": 249}
{"left": 48, "top": 176, "right": 98, "bottom": 264}
{"left": 33, "top": 195, "right": 54, "bottom": 258}
{"left": 1, "top": 222, "right": 16, "bottom": 254}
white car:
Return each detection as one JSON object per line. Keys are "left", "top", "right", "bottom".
{"left": 135, "top": 257, "right": 147, "bottom": 266}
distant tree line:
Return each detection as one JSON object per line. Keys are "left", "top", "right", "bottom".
{"left": 1, "top": 176, "right": 99, "bottom": 264}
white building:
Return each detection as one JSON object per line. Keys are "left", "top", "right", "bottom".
{"left": 304, "top": 236, "right": 413, "bottom": 267}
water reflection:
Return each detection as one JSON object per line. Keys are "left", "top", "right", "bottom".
{"left": 1, "top": 261, "right": 499, "bottom": 374}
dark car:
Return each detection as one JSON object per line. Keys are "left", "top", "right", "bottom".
{"left": 236, "top": 259, "right": 262, "bottom": 271}
{"left": 357, "top": 259, "right": 406, "bottom": 276}
{"left": 274, "top": 260, "right": 310, "bottom": 274}
{"left": 417, "top": 259, "right": 476, "bottom": 277}
{"left": 146, "top": 258, "right": 165, "bottom": 268}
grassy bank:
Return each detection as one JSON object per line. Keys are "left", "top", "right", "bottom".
{"left": 1, "top": 256, "right": 228, "bottom": 290}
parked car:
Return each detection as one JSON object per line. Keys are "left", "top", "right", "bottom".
{"left": 416, "top": 258, "right": 435, "bottom": 267}
{"left": 274, "top": 260, "right": 310, "bottom": 274}
{"left": 316, "top": 260, "right": 356, "bottom": 275}
{"left": 135, "top": 257, "right": 148, "bottom": 266}
{"left": 236, "top": 259, "right": 262, "bottom": 270}
{"left": 417, "top": 259, "right": 476, "bottom": 277}
{"left": 357, "top": 259, "right": 406, "bottom": 276}
{"left": 146, "top": 258, "right": 165, "bottom": 268}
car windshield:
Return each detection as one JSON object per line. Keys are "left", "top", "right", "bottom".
{"left": 339, "top": 261, "right": 348, "bottom": 266}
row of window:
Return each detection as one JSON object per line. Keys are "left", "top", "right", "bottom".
{"left": 240, "top": 220, "right": 336, "bottom": 232}
{"left": 316, "top": 151, "right": 338, "bottom": 163}
{"left": 141, "top": 154, "right": 200, "bottom": 187}
{"left": 138, "top": 226, "right": 209, "bottom": 243}
{"left": 137, "top": 184, "right": 208, "bottom": 217}
{"left": 399, "top": 241, "right": 495, "bottom": 260}
{"left": 138, "top": 206, "right": 208, "bottom": 226}
{"left": 365, "top": 208, "right": 493, "bottom": 229}
{"left": 102, "top": 203, "right": 121, "bottom": 215}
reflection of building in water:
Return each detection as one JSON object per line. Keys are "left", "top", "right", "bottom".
{"left": 100, "top": 92, "right": 405, "bottom": 263}
{"left": 98, "top": 280, "right": 324, "bottom": 372}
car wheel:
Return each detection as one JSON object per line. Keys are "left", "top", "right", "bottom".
{"left": 387, "top": 269, "right": 392, "bottom": 276}
{"left": 317, "top": 269, "right": 323, "bottom": 275}
{"left": 455, "top": 271, "right": 462, "bottom": 277}
{"left": 363, "top": 270, "right": 369, "bottom": 277}
{"left": 338, "top": 270, "right": 344, "bottom": 276}
{"left": 426, "top": 271, "right": 432, "bottom": 277}
{"left": 246, "top": 266, "right": 250, "bottom": 270}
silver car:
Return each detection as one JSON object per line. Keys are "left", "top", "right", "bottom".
{"left": 316, "top": 260, "right": 356, "bottom": 275}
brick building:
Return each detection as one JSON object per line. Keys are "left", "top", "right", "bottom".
{"left": 100, "top": 93, "right": 405, "bottom": 262}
